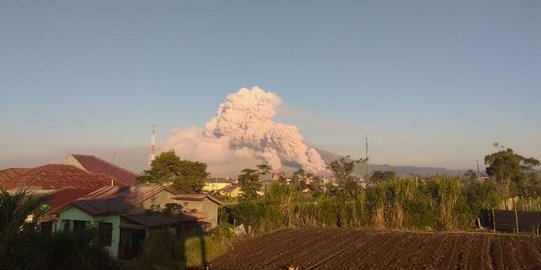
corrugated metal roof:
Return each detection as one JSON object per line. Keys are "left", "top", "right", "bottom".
{"left": 71, "top": 154, "right": 138, "bottom": 186}
{"left": 45, "top": 188, "right": 101, "bottom": 213}
{"left": 66, "top": 185, "right": 174, "bottom": 215}
{"left": 0, "top": 168, "right": 31, "bottom": 185}
{"left": 1, "top": 164, "right": 124, "bottom": 190}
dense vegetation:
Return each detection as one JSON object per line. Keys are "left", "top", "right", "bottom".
{"left": 1, "top": 146, "right": 538, "bottom": 270}
{"left": 222, "top": 146, "right": 540, "bottom": 234}
{"left": 0, "top": 189, "right": 117, "bottom": 270}
{"left": 137, "top": 150, "right": 210, "bottom": 194}
{"left": 224, "top": 176, "right": 501, "bottom": 233}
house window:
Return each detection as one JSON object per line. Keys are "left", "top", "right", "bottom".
{"left": 62, "top": 220, "right": 70, "bottom": 231}
{"left": 99, "top": 222, "right": 113, "bottom": 247}
{"left": 73, "top": 220, "right": 87, "bottom": 232}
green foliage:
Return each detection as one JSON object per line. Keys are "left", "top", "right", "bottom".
{"left": 0, "top": 188, "right": 45, "bottom": 252}
{"left": 256, "top": 164, "right": 272, "bottom": 177}
{"left": 227, "top": 202, "right": 265, "bottom": 233}
{"left": 162, "top": 203, "right": 184, "bottom": 215}
{"left": 219, "top": 148, "right": 538, "bottom": 233}
{"left": 237, "top": 168, "right": 262, "bottom": 202}
{"left": 463, "top": 181, "right": 502, "bottom": 214}
{"left": 484, "top": 148, "right": 540, "bottom": 197}
{"left": 124, "top": 230, "right": 184, "bottom": 270}
{"left": 425, "top": 176, "right": 463, "bottom": 229}
{"left": 328, "top": 157, "right": 357, "bottom": 183}
{"left": 138, "top": 150, "right": 210, "bottom": 194}
{"left": 222, "top": 174, "right": 512, "bottom": 233}
{"left": 370, "top": 170, "right": 397, "bottom": 183}
{"left": 184, "top": 236, "right": 228, "bottom": 268}
{"left": 0, "top": 189, "right": 116, "bottom": 270}
{"left": 463, "top": 170, "right": 478, "bottom": 181}
{"left": 139, "top": 150, "right": 183, "bottom": 183}
{"left": 3, "top": 228, "right": 117, "bottom": 270}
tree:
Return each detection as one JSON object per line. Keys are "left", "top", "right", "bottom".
{"left": 370, "top": 171, "right": 397, "bottom": 183}
{"left": 328, "top": 156, "right": 366, "bottom": 193}
{"left": 462, "top": 170, "right": 478, "bottom": 182}
{"left": 484, "top": 148, "right": 540, "bottom": 197}
{"left": 237, "top": 169, "right": 262, "bottom": 202}
{"left": 293, "top": 169, "right": 307, "bottom": 191}
{"left": 256, "top": 164, "right": 272, "bottom": 177}
{"left": 174, "top": 159, "right": 210, "bottom": 194}
{"left": 138, "top": 150, "right": 210, "bottom": 194}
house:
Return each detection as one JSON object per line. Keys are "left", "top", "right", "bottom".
{"left": 271, "top": 171, "right": 286, "bottom": 181}
{"left": 220, "top": 185, "right": 243, "bottom": 198}
{"left": 202, "top": 177, "right": 234, "bottom": 192}
{"left": 49, "top": 185, "right": 200, "bottom": 260}
{"left": 0, "top": 164, "right": 124, "bottom": 193}
{"left": 63, "top": 154, "right": 138, "bottom": 186}
{"left": 173, "top": 194, "right": 223, "bottom": 228}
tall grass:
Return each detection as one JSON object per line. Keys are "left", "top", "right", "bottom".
{"left": 226, "top": 176, "right": 499, "bottom": 233}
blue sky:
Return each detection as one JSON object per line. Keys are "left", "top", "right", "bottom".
{"left": 1, "top": 0, "right": 540, "bottom": 172}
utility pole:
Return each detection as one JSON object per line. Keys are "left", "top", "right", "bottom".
{"left": 148, "top": 124, "right": 156, "bottom": 168}
{"left": 476, "top": 160, "right": 481, "bottom": 180}
{"left": 365, "top": 137, "right": 370, "bottom": 177}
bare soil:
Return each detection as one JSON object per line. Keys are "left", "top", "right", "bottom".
{"left": 209, "top": 228, "right": 541, "bottom": 270}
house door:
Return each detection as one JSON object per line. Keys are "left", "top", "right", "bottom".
{"left": 118, "top": 228, "right": 146, "bottom": 260}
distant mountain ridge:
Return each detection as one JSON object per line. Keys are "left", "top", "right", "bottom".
{"left": 314, "top": 147, "right": 463, "bottom": 177}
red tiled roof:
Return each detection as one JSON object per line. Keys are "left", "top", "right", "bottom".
{"left": 71, "top": 154, "right": 138, "bottom": 186}
{"left": 173, "top": 194, "right": 223, "bottom": 206}
{"left": 0, "top": 168, "right": 31, "bottom": 185}
{"left": 1, "top": 164, "right": 123, "bottom": 190}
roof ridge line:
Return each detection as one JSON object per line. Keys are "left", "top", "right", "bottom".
{"left": 85, "top": 155, "right": 138, "bottom": 177}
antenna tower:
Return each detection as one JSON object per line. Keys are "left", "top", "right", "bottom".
{"left": 149, "top": 124, "right": 156, "bottom": 167}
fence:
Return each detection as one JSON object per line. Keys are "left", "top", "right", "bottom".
{"left": 481, "top": 209, "right": 541, "bottom": 235}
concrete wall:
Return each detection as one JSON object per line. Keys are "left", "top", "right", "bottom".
{"left": 62, "top": 154, "right": 86, "bottom": 171}
{"left": 138, "top": 189, "right": 178, "bottom": 209}
{"left": 177, "top": 198, "right": 220, "bottom": 228}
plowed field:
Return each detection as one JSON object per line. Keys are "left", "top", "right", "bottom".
{"left": 210, "top": 228, "right": 541, "bottom": 270}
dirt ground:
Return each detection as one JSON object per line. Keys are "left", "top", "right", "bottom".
{"left": 209, "top": 228, "right": 541, "bottom": 270}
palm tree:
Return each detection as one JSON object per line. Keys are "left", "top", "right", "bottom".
{"left": 0, "top": 188, "right": 45, "bottom": 255}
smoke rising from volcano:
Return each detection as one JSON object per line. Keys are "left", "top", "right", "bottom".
{"left": 162, "top": 87, "right": 327, "bottom": 176}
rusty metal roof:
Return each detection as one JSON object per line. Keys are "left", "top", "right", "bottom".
{"left": 45, "top": 188, "right": 102, "bottom": 214}
{"left": 71, "top": 154, "right": 138, "bottom": 186}
{"left": 66, "top": 185, "right": 175, "bottom": 215}
{"left": 0, "top": 168, "right": 31, "bottom": 185}
{"left": 1, "top": 164, "right": 123, "bottom": 190}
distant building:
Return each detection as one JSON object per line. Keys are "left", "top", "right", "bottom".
{"left": 220, "top": 185, "right": 243, "bottom": 198}
{"left": 271, "top": 171, "right": 286, "bottom": 181}
{"left": 202, "top": 177, "right": 234, "bottom": 192}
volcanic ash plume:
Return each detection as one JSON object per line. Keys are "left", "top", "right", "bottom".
{"left": 162, "top": 87, "right": 327, "bottom": 176}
